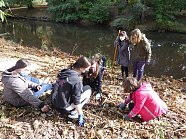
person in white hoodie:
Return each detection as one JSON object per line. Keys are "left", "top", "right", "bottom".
{"left": 1, "top": 58, "right": 52, "bottom": 112}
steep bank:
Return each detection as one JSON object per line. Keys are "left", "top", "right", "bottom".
{"left": 0, "top": 38, "right": 186, "bottom": 138}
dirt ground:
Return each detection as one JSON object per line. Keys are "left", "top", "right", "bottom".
{"left": 0, "top": 38, "right": 186, "bottom": 139}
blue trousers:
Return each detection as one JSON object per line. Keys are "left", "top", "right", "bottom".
{"left": 133, "top": 59, "right": 146, "bottom": 81}
{"left": 21, "top": 74, "right": 53, "bottom": 98}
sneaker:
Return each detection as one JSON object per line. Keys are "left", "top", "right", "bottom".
{"left": 96, "top": 93, "right": 102, "bottom": 100}
{"left": 68, "top": 110, "right": 78, "bottom": 119}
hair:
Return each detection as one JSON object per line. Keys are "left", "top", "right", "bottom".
{"left": 71, "top": 56, "right": 91, "bottom": 70}
{"left": 119, "top": 31, "right": 129, "bottom": 40}
{"left": 7, "top": 58, "right": 30, "bottom": 72}
{"left": 92, "top": 53, "right": 102, "bottom": 64}
{"left": 130, "top": 28, "right": 142, "bottom": 44}
{"left": 123, "top": 77, "right": 141, "bottom": 93}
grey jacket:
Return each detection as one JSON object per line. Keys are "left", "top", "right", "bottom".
{"left": 1, "top": 70, "right": 43, "bottom": 108}
{"left": 114, "top": 37, "right": 130, "bottom": 67}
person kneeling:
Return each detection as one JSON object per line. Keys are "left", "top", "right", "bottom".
{"left": 118, "top": 77, "right": 168, "bottom": 122}
{"left": 51, "top": 56, "right": 92, "bottom": 127}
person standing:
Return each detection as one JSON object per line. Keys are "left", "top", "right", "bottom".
{"left": 130, "top": 28, "right": 152, "bottom": 81}
{"left": 51, "top": 56, "right": 92, "bottom": 127}
{"left": 114, "top": 31, "right": 130, "bottom": 79}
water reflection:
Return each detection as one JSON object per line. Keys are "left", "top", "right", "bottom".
{"left": 0, "top": 20, "right": 185, "bottom": 79}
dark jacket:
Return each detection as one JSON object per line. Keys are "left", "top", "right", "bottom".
{"left": 133, "top": 34, "right": 152, "bottom": 62}
{"left": 1, "top": 70, "right": 44, "bottom": 108}
{"left": 52, "top": 69, "right": 83, "bottom": 109}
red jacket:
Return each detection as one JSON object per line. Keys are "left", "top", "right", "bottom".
{"left": 124, "top": 83, "right": 167, "bottom": 121}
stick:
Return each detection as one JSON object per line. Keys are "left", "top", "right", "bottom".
{"left": 111, "top": 30, "right": 120, "bottom": 76}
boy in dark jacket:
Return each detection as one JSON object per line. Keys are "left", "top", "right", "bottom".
{"left": 51, "top": 56, "right": 91, "bottom": 127}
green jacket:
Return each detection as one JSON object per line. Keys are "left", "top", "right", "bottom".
{"left": 133, "top": 34, "right": 152, "bottom": 62}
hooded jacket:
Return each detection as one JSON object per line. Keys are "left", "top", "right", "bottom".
{"left": 114, "top": 37, "right": 130, "bottom": 67}
{"left": 124, "top": 83, "right": 167, "bottom": 121}
{"left": 52, "top": 69, "right": 83, "bottom": 110}
{"left": 1, "top": 70, "right": 44, "bottom": 108}
{"left": 133, "top": 34, "right": 152, "bottom": 62}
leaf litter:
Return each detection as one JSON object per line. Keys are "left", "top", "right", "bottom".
{"left": 0, "top": 38, "right": 186, "bottom": 139}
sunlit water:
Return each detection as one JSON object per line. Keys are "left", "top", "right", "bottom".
{"left": 0, "top": 20, "right": 185, "bottom": 79}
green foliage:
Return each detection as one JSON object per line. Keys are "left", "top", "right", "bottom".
{"left": 48, "top": 0, "right": 112, "bottom": 24}
{"left": 152, "top": 0, "right": 184, "bottom": 30}
{"left": 110, "top": 16, "right": 135, "bottom": 30}
{"left": 48, "top": 0, "right": 80, "bottom": 23}
{"left": 5, "top": 0, "right": 33, "bottom": 7}
{"left": 87, "top": 0, "right": 111, "bottom": 24}
{"left": 0, "top": 0, "right": 7, "bottom": 22}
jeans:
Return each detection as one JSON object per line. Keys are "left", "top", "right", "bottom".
{"left": 21, "top": 74, "right": 53, "bottom": 98}
{"left": 133, "top": 59, "right": 146, "bottom": 81}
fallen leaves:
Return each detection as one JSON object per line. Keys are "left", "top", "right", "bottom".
{"left": 0, "top": 38, "right": 186, "bottom": 138}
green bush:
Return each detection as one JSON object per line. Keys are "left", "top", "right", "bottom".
{"left": 48, "top": 0, "right": 80, "bottom": 23}
{"left": 87, "top": 0, "right": 111, "bottom": 24}
{"left": 110, "top": 16, "right": 135, "bottom": 30}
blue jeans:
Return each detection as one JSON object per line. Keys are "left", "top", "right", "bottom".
{"left": 21, "top": 74, "right": 53, "bottom": 98}
{"left": 133, "top": 59, "right": 146, "bottom": 81}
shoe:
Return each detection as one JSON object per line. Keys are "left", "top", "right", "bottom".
{"left": 96, "top": 92, "right": 102, "bottom": 100}
{"left": 68, "top": 110, "right": 78, "bottom": 119}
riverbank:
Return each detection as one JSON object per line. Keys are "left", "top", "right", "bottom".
{"left": 7, "top": 6, "right": 186, "bottom": 33}
{"left": 0, "top": 38, "right": 186, "bottom": 138}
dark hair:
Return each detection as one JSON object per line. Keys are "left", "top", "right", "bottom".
{"left": 71, "top": 56, "right": 91, "bottom": 70}
{"left": 7, "top": 58, "right": 30, "bottom": 72}
{"left": 123, "top": 77, "right": 141, "bottom": 93}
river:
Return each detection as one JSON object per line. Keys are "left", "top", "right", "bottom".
{"left": 0, "top": 20, "right": 185, "bottom": 79}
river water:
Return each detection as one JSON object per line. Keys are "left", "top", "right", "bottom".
{"left": 0, "top": 20, "right": 185, "bottom": 79}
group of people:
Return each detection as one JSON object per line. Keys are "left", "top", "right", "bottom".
{"left": 1, "top": 28, "right": 167, "bottom": 127}
{"left": 114, "top": 28, "right": 151, "bottom": 81}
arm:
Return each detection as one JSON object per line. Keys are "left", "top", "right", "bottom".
{"left": 120, "top": 40, "right": 129, "bottom": 52}
{"left": 128, "top": 92, "right": 147, "bottom": 118}
{"left": 143, "top": 37, "right": 152, "bottom": 63}
{"left": 114, "top": 37, "right": 119, "bottom": 48}
{"left": 10, "top": 78, "right": 44, "bottom": 108}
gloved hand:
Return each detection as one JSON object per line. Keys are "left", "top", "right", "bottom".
{"left": 78, "top": 114, "right": 85, "bottom": 127}
{"left": 118, "top": 103, "right": 126, "bottom": 111}
{"left": 123, "top": 114, "right": 131, "bottom": 121}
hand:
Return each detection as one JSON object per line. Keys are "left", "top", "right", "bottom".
{"left": 146, "top": 60, "right": 150, "bottom": 65}
{"left": 78, "top": 114, "right": 85, "bottom": 127}
{"left": 123, "top": 114, "right": 131, "bottom": 121}
{"left": 118, "top": 103, "right": 126, "bottom": 111}
{"left": 41, "top": 105, "right": 49, "bottom": 112}
{"left": 36, "top": 85, "right": 42, "bottom": 91}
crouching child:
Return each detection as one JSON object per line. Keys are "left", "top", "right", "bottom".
{"left": 82, "top": 53, "right": 106, "bottom": 100}
{"left": 118, "top": 77, "right": 168, "bottom": 122}
{"left": 51, "top": 56, "right": 92, "bottom": 127}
